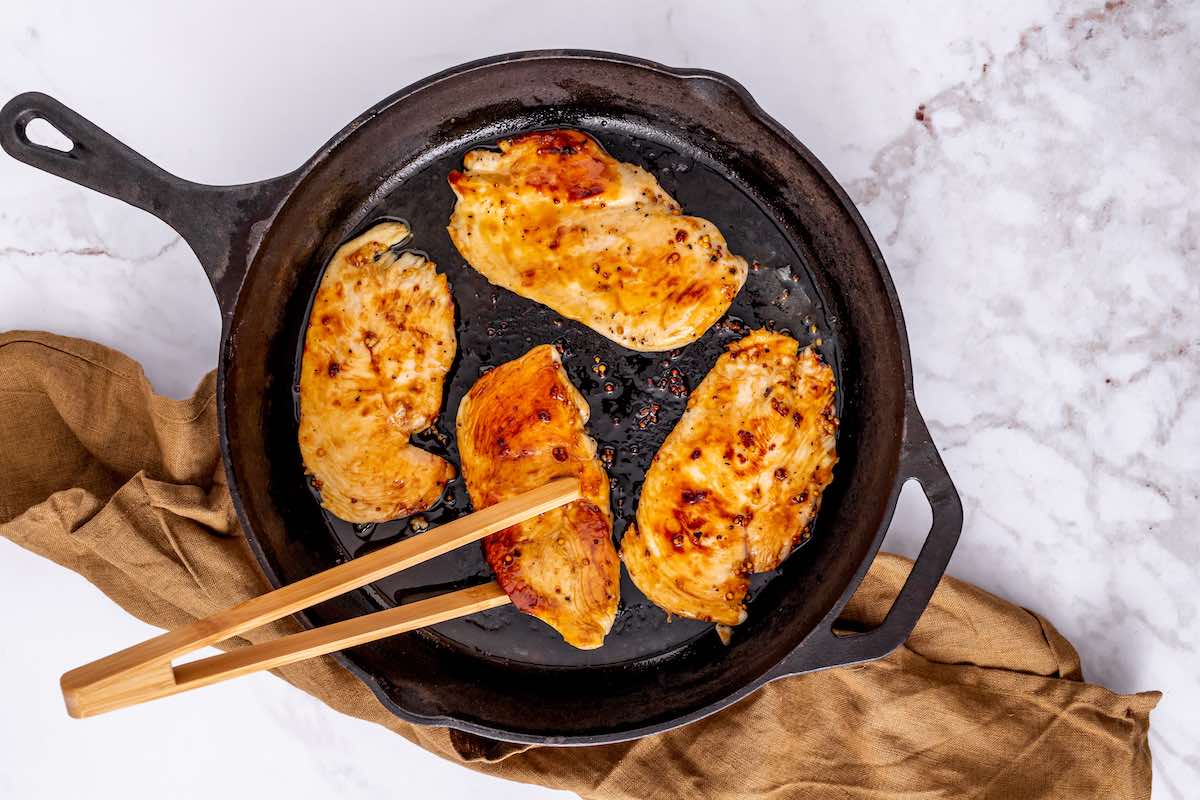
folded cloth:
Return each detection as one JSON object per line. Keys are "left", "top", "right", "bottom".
{"left": 0, "top": 331, "right": 1159, "bottom": 799}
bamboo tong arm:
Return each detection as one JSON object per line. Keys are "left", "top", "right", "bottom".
{"left": 60, "top": 478, "right": 581, "bottom": 718}
{"left": 66, "top": 584, "right": 512, "bottom": 718}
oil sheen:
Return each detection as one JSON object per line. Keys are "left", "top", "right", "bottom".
{"left": 291, "top": 121, "right": 839, "bottom": 668}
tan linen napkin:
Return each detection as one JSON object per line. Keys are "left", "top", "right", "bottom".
{"left": 0, "top": 330, "right": 1160, "bottom": 800}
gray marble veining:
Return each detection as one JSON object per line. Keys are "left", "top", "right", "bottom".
{"left": 0, "top": 1, "right": 1195, "bottom": 797}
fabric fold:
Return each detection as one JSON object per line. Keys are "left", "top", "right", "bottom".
{"left": 0, "top": 330, "right": 1159, "bottom": 800}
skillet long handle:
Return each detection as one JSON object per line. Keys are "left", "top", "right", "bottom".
{"left": 59, "top": 478, "right": 581, "bottom": 718}
{"left": 0, "top": 91, "right": 293, "bottom": 313}
{"left": 767, "top": 402, "right": 963, "bottom": 678}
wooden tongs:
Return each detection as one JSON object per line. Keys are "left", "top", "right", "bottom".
{"left": 60, "top": 477, "right": 581, "bottom": 718}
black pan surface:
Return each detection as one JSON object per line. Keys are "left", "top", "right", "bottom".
{"left": 289, "top": 123, "right": 842, "bottom": 668}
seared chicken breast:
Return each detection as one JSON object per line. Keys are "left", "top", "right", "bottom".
{"left": 456, "top": 345, "right": 619, "bottom": 649}
{"left": 299, "top": 222, "right": 456, "bottom": 523}
{"left": 447, "top": 129, "right": 748, "bottom": 352}
{"left": 622, "top": 330, "right": 838, "bottom": 625}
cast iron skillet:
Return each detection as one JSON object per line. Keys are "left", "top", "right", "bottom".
{"left": 0, "top": 50, "right": 962, "bottom": 745}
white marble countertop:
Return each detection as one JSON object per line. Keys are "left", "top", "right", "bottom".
{"left": 1, "top": 1, "right": 1196, "bottom": 797}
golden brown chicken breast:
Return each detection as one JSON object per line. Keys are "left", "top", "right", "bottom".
{"left": 299, "top": 222, "right": 456, "bottom": 523}
{"left": 622, "top": 330, "right": 838, "bottom": 625}
{"left": 447, "top": 129, "right": 748, "bottom": 352}
{"left": 456, "top": 345, "right": 619, "bottom": 649}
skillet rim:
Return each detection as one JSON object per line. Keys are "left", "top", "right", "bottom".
{"left": 222, "top": 48, "right": 923, "bottom": 745}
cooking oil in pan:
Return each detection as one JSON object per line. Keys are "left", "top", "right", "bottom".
{"left": 293, "top": 122, "right": 839, "bottom": 668}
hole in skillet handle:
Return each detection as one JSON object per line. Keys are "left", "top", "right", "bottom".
{"left": 22, "top": 116, "right": 74, "bottom": 153}
{"left": 827, "top": 479, "right": 931, "bottom": 636}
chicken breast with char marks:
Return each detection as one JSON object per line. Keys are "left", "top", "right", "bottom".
{"left": 299, "top": 222, "right": 456, "bottom": 523}
{"left": 447, "top": 129, "right": 748, "bottom": 352}
{"left": 456, "top": 345, "right": 619, "bottom": 649}
{"left": 622, "top": 330, "right": 838, "bottom": 626}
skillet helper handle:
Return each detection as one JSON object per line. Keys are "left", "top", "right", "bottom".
{"left": 769, "top": 403, "right": 963, "bottom": 678}
{"left": 0, "top": 91, "right": 292, "bottom": 313}
{"left": 58, "top": 478, "right": 581, "bottom": 718}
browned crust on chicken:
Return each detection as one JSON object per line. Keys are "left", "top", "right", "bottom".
{"left": 447, "top": 129, "right": 748, "bottom": 352}
{"left": 298, "top": 222, "right": 456, "bottom": 523}
{"left": 622, "top": 330, "right": 838, "bottom": 625}
{"left": 456, "top": 344, "right": 619, "bottom": 649}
